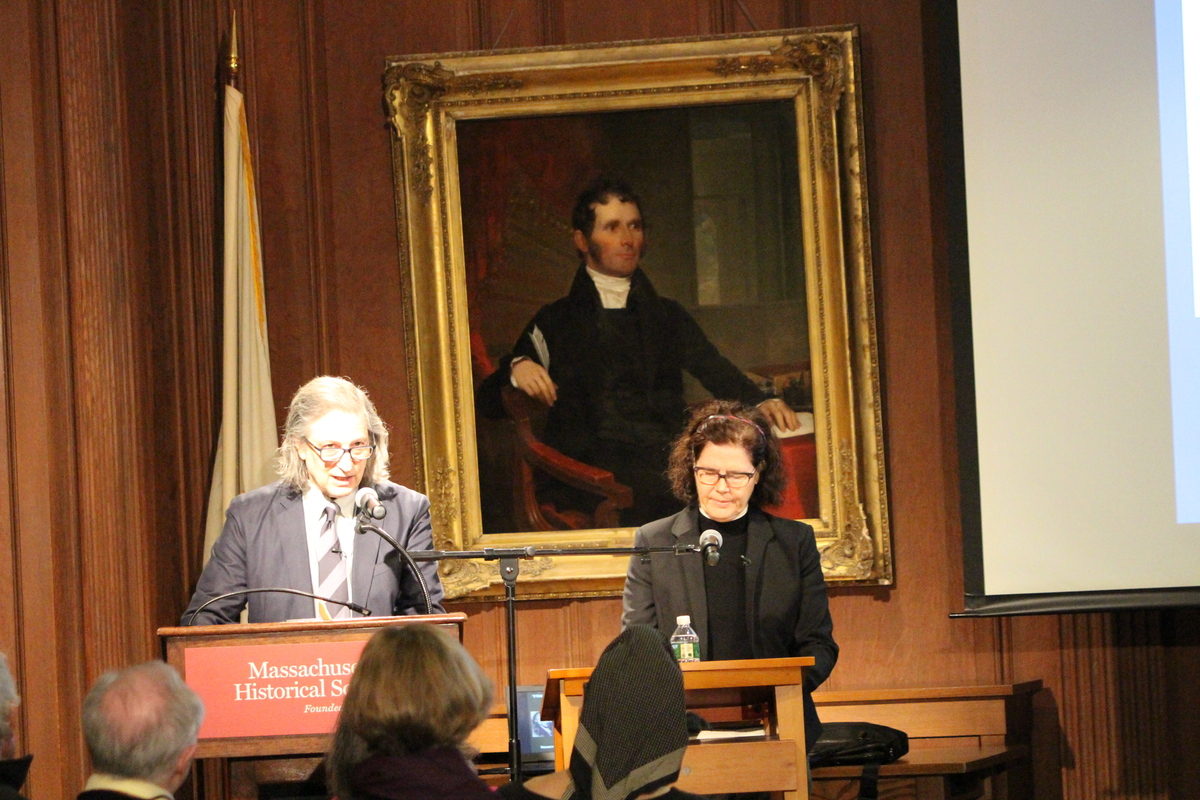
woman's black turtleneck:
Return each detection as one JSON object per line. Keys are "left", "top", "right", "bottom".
{"left": 701, "top": 511, "right": 754, "bottom": 661}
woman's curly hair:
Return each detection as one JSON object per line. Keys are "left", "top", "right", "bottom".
{"left": 666, "top": 399, "right": 786, "bottom": 508}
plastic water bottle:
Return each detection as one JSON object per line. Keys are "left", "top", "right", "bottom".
{"left": 670, "top": 615, "right": 700, "bottom": 662}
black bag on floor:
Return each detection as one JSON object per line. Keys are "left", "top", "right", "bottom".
{"left": 809, "top": 721, "right": 909, "bottom": 800}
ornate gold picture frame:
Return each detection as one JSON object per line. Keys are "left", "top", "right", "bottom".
{"left": 384, "top": 27, "right": 890, "bottom": 598}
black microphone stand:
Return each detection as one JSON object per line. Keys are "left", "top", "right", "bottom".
{"left": 403, "top": 541, "right": 705, "bottom": 785}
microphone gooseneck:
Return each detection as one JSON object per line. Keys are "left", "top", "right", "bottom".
{"left": 185, "top": 587, "right": 371, "bottom": 626}
{"left": 356, "top": 519, "right": 434, "bottom": 615}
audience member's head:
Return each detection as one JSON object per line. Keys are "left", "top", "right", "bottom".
{"left": 568, "top": 625, "right": 688, "bottom": 800}
{"left": 81, "top": 661, "right": 204, "bottom": 792}
{"left": 327, "top": 624, "right": 493, "bottom": 800}
{"left": 0, "top": 652, "right": 19, "bottom": 760}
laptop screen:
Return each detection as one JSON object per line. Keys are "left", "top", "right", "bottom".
{"left": 514, "top": 685, "right": 556, "bottom": 762}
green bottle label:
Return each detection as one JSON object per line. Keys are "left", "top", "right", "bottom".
{"left": 673, "top": 641, "right": 698, "bottom": 662}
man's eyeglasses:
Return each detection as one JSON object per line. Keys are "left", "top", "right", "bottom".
{"left": 693, "top": 466, "right": 756, "bottom": 488}
{"left": 306, "top": 440, "right": 374, "bottom": 463}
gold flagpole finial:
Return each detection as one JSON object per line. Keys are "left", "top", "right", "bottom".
{"left": 227, "top": 9, "right": 240, "bottom": 84}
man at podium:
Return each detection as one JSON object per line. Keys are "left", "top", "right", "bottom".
{"left": 182, "top": 376, "right": 444, "bottom": 624}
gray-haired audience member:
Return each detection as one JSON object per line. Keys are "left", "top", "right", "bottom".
{"left": 78, "top": 661, "right": 204, "bottom": 800}
{"left": 0, "top": 653, "right": 31, "bottom": 800}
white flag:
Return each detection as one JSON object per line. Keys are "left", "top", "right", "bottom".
{"left": 202, "top": 85, "right": 278, "bottom": 559}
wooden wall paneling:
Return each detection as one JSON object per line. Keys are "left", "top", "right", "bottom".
{"left": 451, "top": 596, "right": 626, "bottom": 699}
{"left": 59, "top": 0, "right": 159, "bottom": 668}
{"left": 453, "top": 601, "right": 507, "bottom": 686}
{"left": 512, "top": 601, "right": 575, "bottom": 685}
{"left": 315, "top": 0, "right": 488, "bottom": 485}
{"left": 454, "top": 599, "right": 559, "bottom": 694}
{"left": 709, "top": 0, "right": 801, "bottom": 33}
{"left": 1060, "top": 614, "right": 1119, "bottom": 799}
{"left": 245, "top": 0, "right": 488, "bottom": 455}
{"left": 475, "top": 0, "right": 559, "bottom": 50}
{"left": 569, "top": 597, "right": 626, "bottom": 664}
{"left": 917, "top": 0, "right": 986, "bottom": 666}
{"left": 1, "top": 1, "right": 91, "bottom": 797}
{"left": 512, "top": 597, "right": 624, "bottom": 681}
{"left": 557, "top": 0, "right": 721, "bottom": 42}
{"left": 1109, "top": 612, "right": 1168, "bottom": 797}
{"left": 469, "top": 0, "right": 807, "bottom": 54}
{"left": 0, "top": 0, "right": 226, "bottom": 795}
{"left": 1165, "top": 609, "right": 1200, "bottom": 798}
{"left": 0, "top": 213, "right": 11, "bottom": 743}
{"left": 1002, "top": 615, "right": 1067, "bottom": 800}
{"left": 154, "top": 0, "right": 223, "bottom": 607}
{"left": 0, "top": 0, "right": 40, "bottom": 698}
{"left": 112, "top": 0, "right": 217, "bottom": 632}
{"left": 913, "top": 0, "right": 1012, "bottom": 693}
{"left": 1024, "top": 613, "right": 1169, "bottom": 800}
{"left": 242, "top": 0, "right": 332, "bottom": 402}
{"left": 291, "top": 1, "right": 337, "bottom": 382}
{"left": 116, "top": 0, "right": 173, "bottom": 627}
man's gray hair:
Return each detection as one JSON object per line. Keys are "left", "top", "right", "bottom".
{"left": 0, "top": 652, "right": 19, "bottom": 743}
{"left": 275, "top": 376, "right": 390, "bottom": 492}
{"left": 82, "top": 661, "right": 204, "bottom": 784}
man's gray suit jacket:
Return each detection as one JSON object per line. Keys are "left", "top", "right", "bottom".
{"left": 182, "top": 480, "right": 444, "bottom": 625}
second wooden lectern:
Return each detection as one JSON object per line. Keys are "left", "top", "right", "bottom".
{"left": 542, "top": 656, "right": 813, "bottom": 800}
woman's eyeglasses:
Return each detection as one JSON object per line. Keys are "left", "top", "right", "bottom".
{"left": 693, "top": 466, "right": 756, "bottom": 488}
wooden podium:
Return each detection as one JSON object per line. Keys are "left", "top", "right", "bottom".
{"left": 158, "top": 613, "right": 466, "bottom": 800}
{"left": 542, "top": 657, "right": 813, "bottom": 800}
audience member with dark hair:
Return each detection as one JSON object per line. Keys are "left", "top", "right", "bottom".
{"left": 0, "top": 653, "right": 31, "bottom": 800}
{"left": 500, "top": 625, "right": 703, "bottom": 800}
{"left": 78, "top": 661, "right": 204, "bottom": 800}
{"left": 622, "top": 399, "right": 837, "bottom": 752}
{"left": 326, "top": 624, "right": 495, "bottom": 800}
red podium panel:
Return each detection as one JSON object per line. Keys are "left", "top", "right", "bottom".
{"left": 159, "top": 613, "right": 466, "bottom": 759}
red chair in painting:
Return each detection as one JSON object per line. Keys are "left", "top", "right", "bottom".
{"left": 499, "top": 386, "right": 633, "bottom": 530}
{"left": 472, "top": 331, "right": 632, "bottom": 530}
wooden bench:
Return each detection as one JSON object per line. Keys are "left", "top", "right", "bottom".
{"left": 473, "top": 680, "right": 1041, "bottom": 799}
{"left": 809, "top": 681, "right": 1041, "bottom": 800}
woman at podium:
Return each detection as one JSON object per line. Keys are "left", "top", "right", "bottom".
{"left": 621, "top": 399, "right": 837, "bottom": 751}
{"left": 182, "top": 376, "right": 444, "bottom": 624}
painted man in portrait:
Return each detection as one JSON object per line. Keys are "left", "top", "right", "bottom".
{"left": 477, "top": 177, "right": 799, "bottom": 526}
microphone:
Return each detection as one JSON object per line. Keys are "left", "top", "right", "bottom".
{"left": 356, "top": 519, "right": 435, "bottom": 616}
{"left": 699, "top": 529, "right": 723, "bottom": 567}
{"left": 355, "top": 487, "right": 386, "bottom": 520}
{"left": 185, "top": 588, "right": 371, "bottom": 626}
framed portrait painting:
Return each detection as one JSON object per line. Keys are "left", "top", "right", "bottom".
{"left": 384, "top": 27, "right": 890, "bottom": 598}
